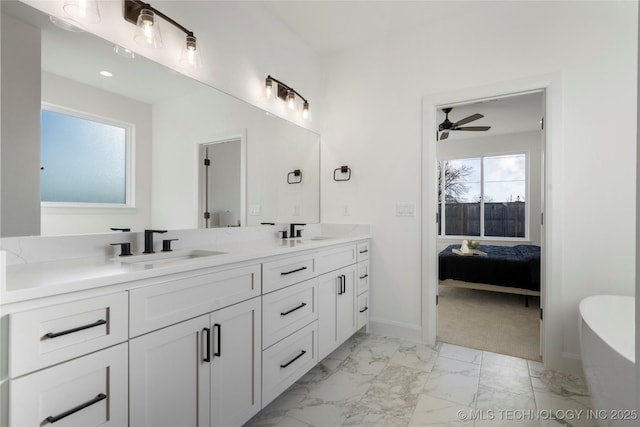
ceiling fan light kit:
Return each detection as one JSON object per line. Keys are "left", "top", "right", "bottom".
{"left": 438, "top": 107, "right": 491, "bottom": 141}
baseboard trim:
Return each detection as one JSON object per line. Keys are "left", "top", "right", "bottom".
{"left": 368, "top": 318, "right": 423, "bottom": 343}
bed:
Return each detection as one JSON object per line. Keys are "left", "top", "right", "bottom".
{"left": 438, "top": 244, "right": 541, "bottom": 305}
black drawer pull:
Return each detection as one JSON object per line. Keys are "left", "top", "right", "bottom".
{"left": 359, "top": 274, "right": 369, "bottom": 279}
{"left": 359, "top": 249, "right": 369, "bottom": 254}
{"left": 45, "top": 393, "right": 107, "bottom": 423}
{"left": 280, "top": 350, "right": 306, "bottom": 368}
{"left": 359, "top": 307, "right": 369, "bottom": 313}
{"left": 281, "top": 266, "right": 308, "bottom": 276}
{"left": 281, "top": 302, "right": 307, "bottom": 316}
{"left": 203, "top": 328, "right": 211, "bottom": 363}
{"left": 44, "top": 319, "right": 107, "bottom": 339}
{"left": 214, "top": 323, "right": 221, "bottom": 357}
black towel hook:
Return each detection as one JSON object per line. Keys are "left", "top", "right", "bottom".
{"left": 287, "top": 169, "right": 302, "bottom": 184}
{"left": 333, "top": 165, "right": 351, "bottom": 181}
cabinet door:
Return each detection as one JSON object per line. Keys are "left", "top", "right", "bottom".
{"left": 10, "top": 343, "right": 128, "bottom": 427}
{"left": 337, "top": 264, "right": 357, "bottom": 343}
{"left": 130, "top": 315, "right": 210, "bottom": 427}
{"left": 210, "top": 297, "right": 261, "bottom": 427}
{"left": 318, "top": 270, "right": 339, "bottom": 360}
{"left": 318, "top": 265, "right": 357, "bottom": 360}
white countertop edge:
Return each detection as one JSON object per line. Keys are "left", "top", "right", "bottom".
{"left": 1, "top": 235, "right": 371, "bottom": 305}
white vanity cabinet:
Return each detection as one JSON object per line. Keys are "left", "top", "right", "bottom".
{"left": 357, "top": 259, "right": 370, "bottom": 329}
{"left": 129, "top": 315, "right": 210, "bottom": 427}
{"left": 6, "top": 292, "right": 129, "bottom": 427}
{"left": 128, "top": 264, "right": 262, "bottom": 427}
{"left": 318, "top": 264, "right": 358, "bottom": 360}
{"left": 10, "top": 343, "right": 128, "bottom": 427}
{"left": 129, "top": 297, "right": 261, "bottom": 427}
{"left": 261, "top": 252, "right": 320, "bottom": 408}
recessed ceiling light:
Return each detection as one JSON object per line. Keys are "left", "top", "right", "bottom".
{"left": 99, "top": 70, "right": 113, "bottom": 77}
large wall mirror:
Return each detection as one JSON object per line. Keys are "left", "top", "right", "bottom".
{"left": 0, "top": 0, "right": 320, "bottom": 237}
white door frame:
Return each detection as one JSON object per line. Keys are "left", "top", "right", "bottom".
{"left": 197, "top": 129, "right": 247, "bottom": 229}
{"left": 421, "top": 73, "right": 564, "bottom": 369}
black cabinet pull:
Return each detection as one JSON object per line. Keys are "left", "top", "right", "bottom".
{"left": 214, "top": 323, "right": 221, "bottom": 357}
{"left": 359, "top": 249, "right": 369, "bottom": 254}
{"left": 203, "top": 328, "right": 211, "bottom": 363}
{"left": 44, "top": 319, "right": 107, "bottom": 339}
{"left": 341, "top": 275, "right": 346, "bottom": 294}
{"left": 359, "top": 307, "right": 369, "bottom": 313}
{"left": 281, "top": 266, "right": 307, "bottom": 276}
{"left": 337, "top": 276, "right": 343, "bottom": 295}
{"left": 45, "top": 393, "right": 107, "bottom": 423}
{"left": 359, "top": 274, "right": 369, "bottom": 279}
{"left": 280, "top": 350, "right": 306, "bottom": 368}
{"left": 281, "top": 302, "right": 307, "bottom": 316}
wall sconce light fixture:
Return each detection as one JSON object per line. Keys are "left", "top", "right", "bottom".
{"left": 265, "top": 75, "right": 310, "bottom": 120}
{"left": 123, "top": 0, "right": 201, "bottom": 68}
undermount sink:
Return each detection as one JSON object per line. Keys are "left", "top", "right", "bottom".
{"left": 119, "top": 249, "right": 226, "bottom": 267}
{"left": 307, "top": 236, "right": 336, "bottom": 241}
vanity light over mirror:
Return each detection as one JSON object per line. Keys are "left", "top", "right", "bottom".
{"left": 0, "top": 0, "right": 320, "bottom": 237}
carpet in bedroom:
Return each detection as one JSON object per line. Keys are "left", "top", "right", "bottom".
{"left": 437, "top": 284, "right": 542, "bottom": 361}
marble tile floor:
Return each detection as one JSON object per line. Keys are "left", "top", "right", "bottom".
{"left": 245, "top": 332, "right": 595, "bottom": 427}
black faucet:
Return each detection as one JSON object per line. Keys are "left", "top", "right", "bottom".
{"left": 290, "top": 223, "right": 306, "bottom": 238}
{"left": 143, "top": 229, "right": 167, "bottom": 254}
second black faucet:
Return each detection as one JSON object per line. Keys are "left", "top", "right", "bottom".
{"left": 143, "top": 229, "right": 167, "bottom": 254}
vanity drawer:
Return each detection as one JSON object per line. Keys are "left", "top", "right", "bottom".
{"left": 129, "top": 264, "right": 260, "bottom": 337}
{"left": 357, "top": 260, "right": 370, "bottom": 295}
{"left": 357, "top": 292, "right": 370, "bottom": 329}
{"left": 263, "top": 278, "right": 318, "bottom": 349}
{"left": 9, "top": 292, "right": 128, "bottom": 377}
{"left": 10, "top": 342, "right": 128, "bottom": 427}
{"left": 316, "top": 244, "right": 357, "bottom": 275}
{"left": 357, "top": 241, "right": 370, "bottom": 262}
{"left": 262, "top": 253, "right": 317, "bottom": 293}
{"left": 262, "top": 321, "right": 318, "bottom": 407}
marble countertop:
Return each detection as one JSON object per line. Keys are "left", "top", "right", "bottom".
{"left": 2, "top": 234, "right": 370, "bottom": 305}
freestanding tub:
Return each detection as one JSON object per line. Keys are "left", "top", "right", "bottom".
{"left": 579, "top": 295, "right": 636, "bottom": 427}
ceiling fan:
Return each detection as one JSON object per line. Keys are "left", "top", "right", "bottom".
{"left": 438, "top": 107, "right": 491, "bottom": 141}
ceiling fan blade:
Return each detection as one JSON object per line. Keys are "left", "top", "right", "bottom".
{"left": 439, "top": 131, "right": 449, "bottom": 140}
{"left": 456, "top": 126, "right": 491, "bottom": 131}
{"left": 453, "top": 113, "right": 483, "bottom": 127}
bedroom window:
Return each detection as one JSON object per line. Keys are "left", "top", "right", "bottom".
{"left": 439, "top": 153, "right": 527, "bottom": 239}
{"left": 40, "top": 106, "right": 132, "bottom": 206}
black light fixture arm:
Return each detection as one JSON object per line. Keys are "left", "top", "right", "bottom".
{"left": 124, "top": 0, "right": 194, "bottom": 37}
{"left": 266, "top": 74, "right": 308, "bottom": 104}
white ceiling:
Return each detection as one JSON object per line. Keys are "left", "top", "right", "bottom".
{"left": 256, "top": 0, "right": 498, "bottom": 55}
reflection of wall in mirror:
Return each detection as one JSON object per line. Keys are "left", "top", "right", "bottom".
{"left": 152, "top": 89, "right": 320, "bottom": 229}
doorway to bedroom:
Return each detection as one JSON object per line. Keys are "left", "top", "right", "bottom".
{"left": 433, "top": 91, "right": 544, "bottom": 362}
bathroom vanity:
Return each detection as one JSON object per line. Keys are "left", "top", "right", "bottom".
{"left": 0, "top": 226, "right": 370, "bottom": 427}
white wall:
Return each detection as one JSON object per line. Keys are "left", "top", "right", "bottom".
{"left": 40, "top": 72, "right": 153, "bottom": 235}
{"left": 321, "top": 1, "right": 637, "bottom": 371}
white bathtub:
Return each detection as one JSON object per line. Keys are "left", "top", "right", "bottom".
{"left": 579, "top": 295, "right": 636, "bottom": 427}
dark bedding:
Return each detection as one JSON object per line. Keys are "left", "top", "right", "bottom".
{"left": 438, "top": 244, "right": 541, "bottom": 291}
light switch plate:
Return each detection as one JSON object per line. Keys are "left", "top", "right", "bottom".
{"left": 250, "top": 205, "right": 261, "bottom": 215}
{"left": 396, "top": 203, "right": 416, "bottom": 217}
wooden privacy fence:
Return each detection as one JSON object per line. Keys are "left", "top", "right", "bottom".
{"left": 439, "top": 201, "right": 525, "bottom": 238}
